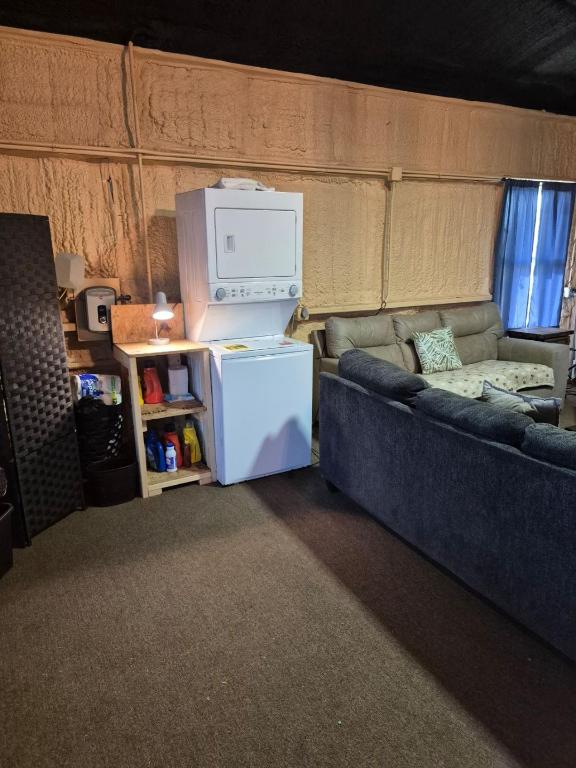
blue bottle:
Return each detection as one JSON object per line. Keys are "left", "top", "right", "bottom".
{"left": 145, "top": 429, "right": 166, "bottom": 472}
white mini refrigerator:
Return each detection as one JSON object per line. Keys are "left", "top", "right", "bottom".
{"left": 210, "top": 336, "right": 313, "bottom": 485}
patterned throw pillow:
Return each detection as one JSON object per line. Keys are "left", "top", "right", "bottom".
{"left": 413, "top": 327, "right": 463, "bottom": 375}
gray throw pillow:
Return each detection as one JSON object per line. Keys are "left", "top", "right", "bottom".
{"left": 481, "top": 380, "right": 560, "bottom": 426}
{"left": 522, "top": 423, "right": 576, "bottom": 470}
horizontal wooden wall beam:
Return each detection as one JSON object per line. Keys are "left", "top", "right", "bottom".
{"left": 305, "top": 295, "right": 493, "bottom": 316}
{"left": 385, "top": 294, "right": 493, "bottom": 308}
{"left": 305, "top": 303, "right": 382, "bottom": 315}
{"left": 0, "top": 140, "right": 510, "bottom": 183}
{"left": 0, "top": 140, "right": 135, "bottom": 161}
{"left": 14, "top": 138, "right": 576, "bottom": 185}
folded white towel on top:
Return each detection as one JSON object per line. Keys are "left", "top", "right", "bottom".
{"left": 212, "top": 177, "right": 275, "bottom": 191}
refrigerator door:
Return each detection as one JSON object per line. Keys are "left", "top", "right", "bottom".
{"left": 211, "top": 348, "right": 312, "bottom": 485}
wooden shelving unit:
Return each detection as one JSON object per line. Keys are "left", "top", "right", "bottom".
{"left": 147, "top": 463, "right": 212, "bottom": 493}
{"left": 113, "top": 339, "right": 216, "bottom": 497}
{"left": 140, "top": 401, "right": 206, "bottom": 421}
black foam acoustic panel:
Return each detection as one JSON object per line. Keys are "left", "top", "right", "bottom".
{"left": 0, "top": 213, "right": 83, "bottom": 541}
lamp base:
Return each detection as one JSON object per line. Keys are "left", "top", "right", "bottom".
{"left": 148, "top": 337, "right": 170, "bottom": 346}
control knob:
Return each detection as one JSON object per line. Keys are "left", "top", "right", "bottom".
{"left": 215, "top": 288, "right": 226, "bottom": 301}
{"left": 289, "top": 284, "right": 298, "bottom": 297}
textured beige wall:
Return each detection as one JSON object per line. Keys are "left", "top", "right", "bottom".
{"left": 144, "top": 165, "right": 386, "bottom": 312}
{"left": 0, "top": 154, "right": 144, "bottom": 297}
{"left": 135, "top": 50, "right": 576, "bottom": 178}
{"left": 387, "top": 181, "right": 502, "bottom": 307}
{"left": 0, "top": 33, "right": 130, "bottom": 147}
{"left": 1, "top": 26, "right": 576, "bottom": 331}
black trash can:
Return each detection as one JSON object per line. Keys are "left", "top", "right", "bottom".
{"left": 0, "top": 502, "right": 13, "bottom": 578}
{"left": 75, "top": 397, "right": 124, "bottom": 470}
{"left": 86, "top": 452, "right": 138, "bottom": 507}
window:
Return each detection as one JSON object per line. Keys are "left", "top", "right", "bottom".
{"left": 492, "top": 180, "right": 576, "bottom": 329}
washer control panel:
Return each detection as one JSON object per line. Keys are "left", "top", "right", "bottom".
{"left": 210, "top": 281, "right": 301, "bottom": 303}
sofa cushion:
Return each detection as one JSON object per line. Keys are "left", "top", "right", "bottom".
{"left": 481, "top": 381, "right": 560, "bottom": 425}
{"left": 413, "top": 327, "right": 463, "bottom": 374}
{"left": 419, "top": 359, "right": 554, "bottom": 399}
{"left": 358, "top": 344, "right": 406, "bottom": 368}
{"left": 440, "top": 303, "right": 504, "bottom": 338}
{"left": 453, "top": 333, "right": 499, "bottom": 365}
{"left": 398, "top": 341, "right": 419, "bottom": 372}
{"left": 325, "top": 315, "right": 396, "bottom": 358}
{"left": 521, "top": 423, "right": 576, "bottom": 470}
{"left": 440, "top": 303, "right": 503, "bottom": 365}
{"left": 339, "top": 349, "right": 429, "bottom": 405}
{"left": 393, "top": 310, "right": 441, "bottom": 342}
{"left": 415, "top": 387, "right": 533, "bottom": 446}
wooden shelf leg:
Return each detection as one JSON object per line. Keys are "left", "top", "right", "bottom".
{"left": 128, "top": 357, "right": 149, "bottom": 498}
{"left": 199, "top": 348, "right": 217, "bottom": 482}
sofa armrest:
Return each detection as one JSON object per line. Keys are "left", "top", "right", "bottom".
{"left": 497, "top": 337, "right": 570, "bottom": 400}
{"left": 310, "top": 329, "right": 327, "bottom": 359}
{"left": 312, "top": 355, "right": 339, "bottom": 424}
{"left": 319, "top": 357, "right": 339, "bottom": 375}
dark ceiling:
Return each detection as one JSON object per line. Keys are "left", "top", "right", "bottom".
{"left": 2, "top": 0, "right": 576, "bottom": 115}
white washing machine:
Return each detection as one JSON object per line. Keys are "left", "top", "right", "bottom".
{"left": 210, "top": 336, "right": 312, "bottom": 485}
{"left": 176, "top": 187, "right": 313, "bottom": 485}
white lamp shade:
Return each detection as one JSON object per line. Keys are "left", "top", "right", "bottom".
{"left": 152, "top": 291, "right": 174, "bottom": 320}
{"left": 55, "top": 252, "right": 85, "bottom": 290}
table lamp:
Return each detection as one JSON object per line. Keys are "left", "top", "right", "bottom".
{"left": 149, "top": 291, "right": 174, "bottom": 345}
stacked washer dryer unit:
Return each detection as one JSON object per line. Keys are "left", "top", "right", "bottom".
{"left": 176, "top": 188, "right": 312, "bottom": 485}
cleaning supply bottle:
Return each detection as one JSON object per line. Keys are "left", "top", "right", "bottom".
{"left": 163, "top": 422, "right": 183, "bottom": 468}
{"left": 183, "top": 419, "right": 202, "bottom": 467}
{"left": 143, "top": 366, "right": 163, "bottom": 404}
{"left": 165, "top": 442, "right": 177, "bottom": 473}
{"left": 145, "top": 429, "right": 166, "bottom": 472}
{"left": 167, "top": 354, "right": 189, "bottom": 397}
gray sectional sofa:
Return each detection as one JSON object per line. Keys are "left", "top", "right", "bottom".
{"left": 311, "top": 303, "right": 570, "bottom": 413}
{"left": 319, "top": 349, "right": 576, "bottom": 661}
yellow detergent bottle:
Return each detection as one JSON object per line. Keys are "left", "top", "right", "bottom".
{"left": 183, "top": 419, "right": 201, "bottom": 466}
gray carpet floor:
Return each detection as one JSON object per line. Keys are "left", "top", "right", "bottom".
{"left": 1, "top": 467, "right": 576, "bottom": 768}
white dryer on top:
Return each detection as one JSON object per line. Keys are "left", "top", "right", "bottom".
{"left": 176, "top": 188, "right": 303, "bottom": 342}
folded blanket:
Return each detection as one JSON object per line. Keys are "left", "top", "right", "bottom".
{"left": 212, "top": 177, "right": 275, "bottom": 191}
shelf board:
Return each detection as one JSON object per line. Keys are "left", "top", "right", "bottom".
{"left": 68, "top": 361, "right": 97, "bottom": 370}
{"left": 62, "top": 322, "right": 77, "bottom": 332}
{"left": 147, "top": 463, "right": 211, "bottom": 490}
{"left": 114, "top": 339, "right": 208, "bottom": 359}
{"left": 141, "top": 401, "right": 206, "bottom": 421}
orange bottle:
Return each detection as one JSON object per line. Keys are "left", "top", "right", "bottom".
{"left": 163, "top": 422, "right": 183, "bottom": 468}
{"left": 142, "top": 366, "right": 163, "bottom": 404}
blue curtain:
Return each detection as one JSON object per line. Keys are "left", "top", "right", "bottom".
{"left": 528, "top": 183, "right": 576, "bottom": 327}
{"left": 492, "top": 180, "right": 539, "bottom": 329}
